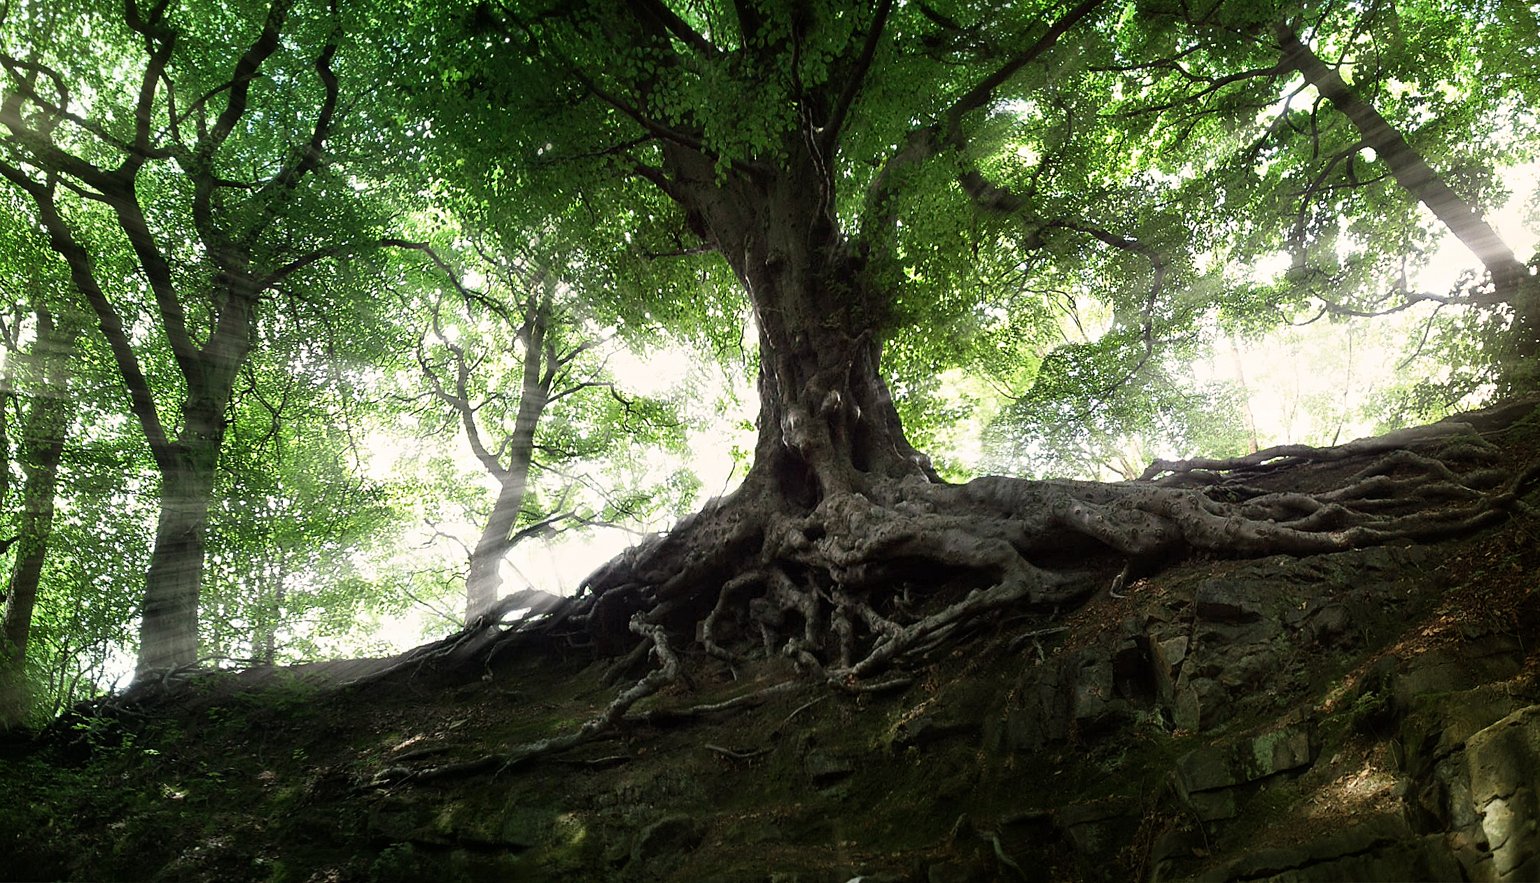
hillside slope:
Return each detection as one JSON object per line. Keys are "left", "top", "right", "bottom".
{"left": 5, "top": 402, "right": 1540, "bottom": 882}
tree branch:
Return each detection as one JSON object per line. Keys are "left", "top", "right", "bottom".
{"left": 626, "top": 0, "right": 722, "bottom": 59}
{"left": 820, "top": 0, "right": 894, "bottom": 154}
{"left": 0, "top": 166, "right": 173, "bottom": 467}
{"left": 863, "top": 0, "right": 1104, "bottom": 231}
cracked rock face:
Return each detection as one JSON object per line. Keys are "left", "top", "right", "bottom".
{"left": 996, "top": 538, "right": 1537, "bottom": 883}
{"left": 1463, "top": 705, "right": 1540, "bottom": 882}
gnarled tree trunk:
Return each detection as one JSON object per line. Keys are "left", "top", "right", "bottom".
{"left": 567, "top": 134, "right": 1538, "bottom": 687}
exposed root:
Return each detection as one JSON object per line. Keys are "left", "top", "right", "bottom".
{"left": 374, "top": 618, "right": 800, "bottom": 785}
{"left": 584, "top": 415, "right": 1538, "bottom": 686}
{"left": 384, "top": 404, "right": 1540, "bottom": 784}
{"left": 1138, "top": 421, "right": 1486, "bottom": 483}
{"left": 704, "top": 743, "right": 773, "bottom": 761}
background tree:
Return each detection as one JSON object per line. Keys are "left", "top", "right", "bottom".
{"left": 403, "top": 230, "right": 692, "bottom": 624}
{"left": 0, "top": 0, "right": 386, "bottom": 675}
{"left": 0, "top": 203, "right": 82, "bottom": 724}
{"left": 201, "top": 342, "right": 401, "bottom": 665}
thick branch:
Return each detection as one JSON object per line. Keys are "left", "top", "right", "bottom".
{"left": 820, "top": 0, "right": 894, "bottom": 154}
{"left": 626, "top": 0, "right": 722, "bottom": 59}
{"left": 203, "top": 0, "right": 291, "bottom": 152}
{"left": 0, "top": 167, "right": 173, "bottom": 467}
{"left": 254, "top": 29, "right": 339, "bottom": 210}
{"left": 864, "top": 0, "right": 1103, "bottom": 228}
{"left": 1276, "top": 25, "right": 1527, "bottom": 298}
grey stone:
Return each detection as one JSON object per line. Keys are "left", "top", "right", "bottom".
{"left": 1175, "top": 725, "right": 1315, "bottom": 807}
{"left": 1465, "top": 705, "right": 1540, "bottom": 881}
{"left": 804, "top": 750, "right": 855, "bottom": 784}
{"left": 1153, "top": 634, "right": 1189, "bottom": 671}
{"left": 1072, "top": 658, "right": 1118, "bottom": 724}
{"left": 1175, "top": 745, "right": 1236, "bottom": 793}
{"left": 1184, "top": 788, "right": 1237, "bottom": 821}
{"left": 1307, "top": 604, "right": 1350, "bottom": 643}
{"left": 631, "top": 814, "right": 705, "bottom": 865}
{"left": 1150, "top": 633, "right": 1188, "bottom": 703}
{"left": 1249, "top": 726, "right": 1313, "bottom": 777}
{"left": 1194, "top": 580, "right": 1266, "bottom": 623}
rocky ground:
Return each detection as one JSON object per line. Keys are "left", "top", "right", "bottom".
{"left": 4, "top": 405, "right": 1540, "bottom": 882}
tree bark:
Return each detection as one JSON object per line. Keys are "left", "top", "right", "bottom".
{"left": 667, "top": 144, "right": 932, "bottom": 504}
{"left": 439, "top": 289, "right": 553, "bottom": 624}
{"left": 465, "top": 467, "right": 535, "bottom": 622}
{"left": 139, "top": 463, "right": 217, "bottom": 675}
{"left": 461, "top": 0, "right": 1540, "bottom": 692}
{"left": 2, "top": 302, "right": 80, "bottom": 669}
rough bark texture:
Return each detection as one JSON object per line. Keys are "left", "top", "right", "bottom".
{"left": 434, "top": 2, "right": 1540, "bottom": 709}
{"left": 523, "top": 140, "right": 1540, "bottom": 699}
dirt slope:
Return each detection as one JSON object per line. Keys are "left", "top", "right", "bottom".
{"left": 5, "top": 404, "right": 1540, "bottom": 882}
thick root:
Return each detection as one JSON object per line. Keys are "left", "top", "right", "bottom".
{"left": 585, "top": 417, "right": 1539, "bottom": 684}
{"left": 386, "top": 407, "right": 1540, "bottom": 782}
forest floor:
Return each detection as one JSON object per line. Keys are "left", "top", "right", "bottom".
{"left": 4, "top": 402, "right": 1540, "bottom": 882}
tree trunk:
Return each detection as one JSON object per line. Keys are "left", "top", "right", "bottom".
{"left": 467, "top": 5, "right": 1540, "bottom": 700}
{"left": 135, "top": 379, "right": 235, "bottom": 677}
{"left": 258, "top": 557, "right": 286, "bottom": 665}
{"left": 670, "top": 146, "right": 932, "bottom": 505}
{"left": 465, "top": 472, "right": 531, "bottom": 622}
{"left": 2, "top": 304, "right": 80, "bottom": 669}
{"left": 137, "top": 455, "right": 218, "bottom": 677}
{"left": 458, "top": 291, "right": 553, "bottom": 624}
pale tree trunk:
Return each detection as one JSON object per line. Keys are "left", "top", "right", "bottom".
{"left": 255, "top": 553, "right": 288, "bottom": 665}
{"left": 465, "top": 473, "right": 531, "bottom": 621}
{"left": 2, "top": 302, "right": 80, "bottom": 672}
{"left": 137, "top": 451, "right": 220, "bottom": 674}
{"left": 462, "top": 297, "right": 549, "bottom": 623}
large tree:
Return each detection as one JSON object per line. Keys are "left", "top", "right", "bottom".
{"left": 400, "top": 0, "right": 1536, "bottom": 709}
{"left": 0, "top": 0, "right": 379, "bottom": 676}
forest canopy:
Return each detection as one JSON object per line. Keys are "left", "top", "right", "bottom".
{"left": 1, "top": 0, "right": 1537, "bottom": 725}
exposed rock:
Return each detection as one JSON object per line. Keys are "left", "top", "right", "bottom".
{"left": 11, "top": 424, "right": 1540, "bottom": 883}
{"left": 1196, "top": 822, "right": 1464, "bottom": 882}
{"left": 631, "top": 814, "right": 705, "bottom": 866}
{"left": 804, "top": 750, "right": 855, "bottom": 784}
{"left": 1463, "top": 705, "right": 1540, "bottom": 881}
{"left": 1194, "top": 579, "right": 1267, "bottom": 623}
{"left": 1173, "top": 725, "right": 1314, "bottom": 821}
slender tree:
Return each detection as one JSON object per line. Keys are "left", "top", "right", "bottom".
{"left": 1, "top": 298, "right": 81, "bottom": 671}
{"left": 0, "top": 0, "right": 372, "bottom": 675}
{"left": 409, "top": 240, "right": 686, "bottom": 624}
